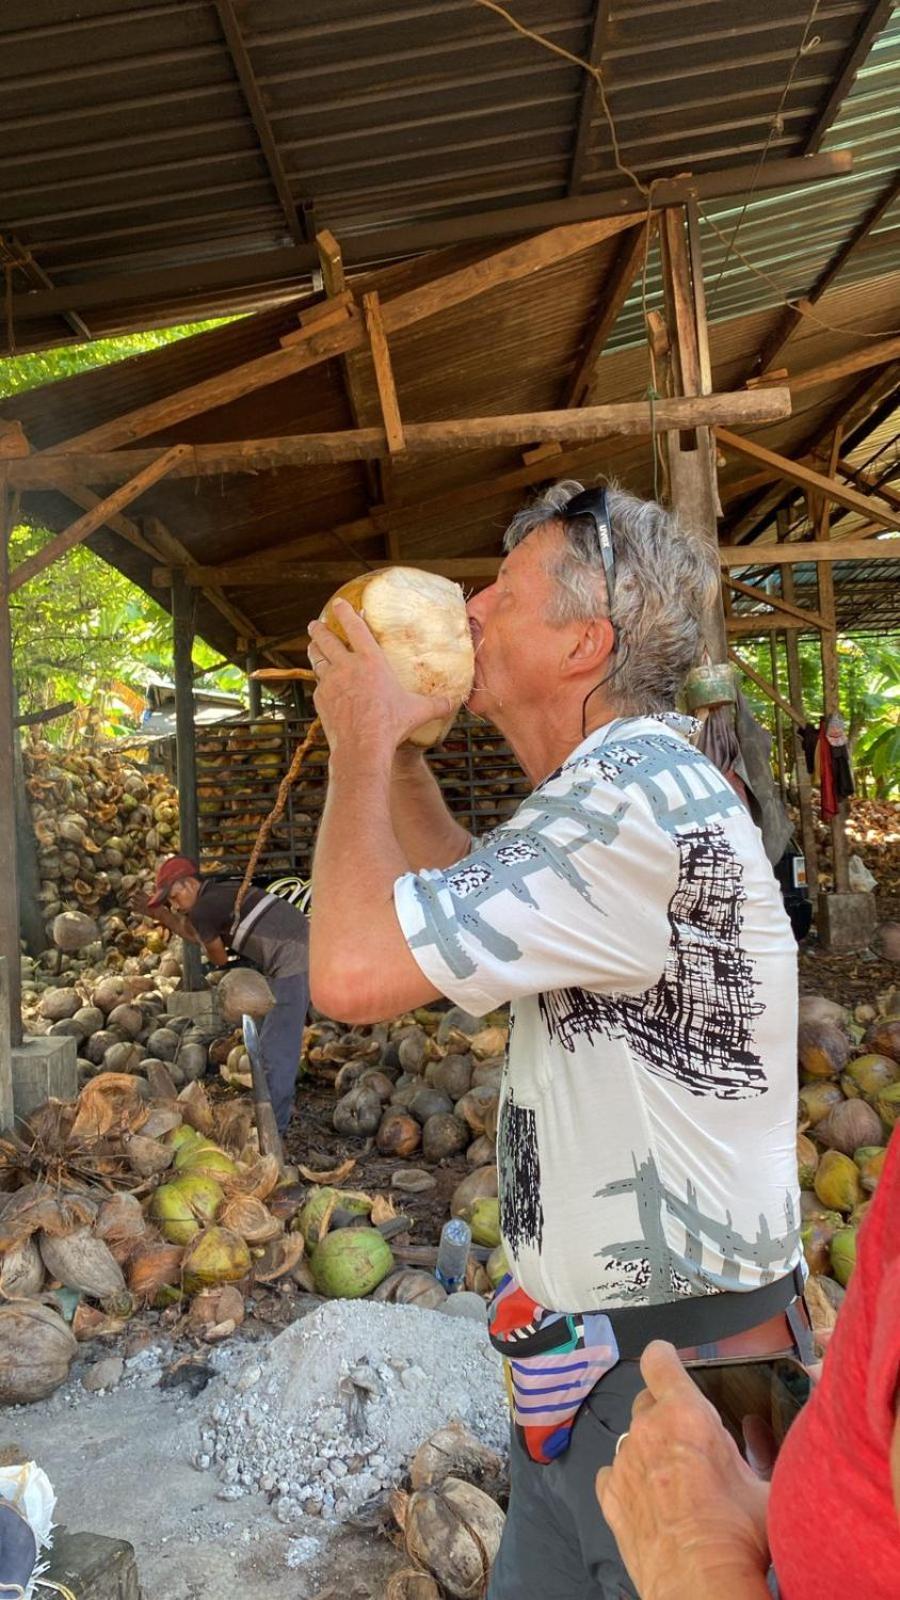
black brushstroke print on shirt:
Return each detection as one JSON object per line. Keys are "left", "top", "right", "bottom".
{"left": 539, "top": 824, "right": 767, "bottom": 1099}
{"left": 499, "top": 1086, "right": 544, "bottom": 1254}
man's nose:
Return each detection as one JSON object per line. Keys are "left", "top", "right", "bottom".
{"left": 467, "top": 583, "right": 495, "bottom": 624}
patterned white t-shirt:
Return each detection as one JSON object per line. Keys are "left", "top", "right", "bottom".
{"left": 394, "top": 715, "right": 801, "bottom": 1312}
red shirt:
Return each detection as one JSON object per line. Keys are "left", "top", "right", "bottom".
{"left": 768, "top": 1127, "right": 900, "bottom": 1598}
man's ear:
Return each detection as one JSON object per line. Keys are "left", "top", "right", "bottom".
{"left": 560, "top": 617, "right": 615, "bottom": 678}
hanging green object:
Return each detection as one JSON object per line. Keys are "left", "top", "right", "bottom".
{"left": 683, "top": 663, "right": 737, "bottom": 711}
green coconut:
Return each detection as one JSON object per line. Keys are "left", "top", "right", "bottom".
{"left": 461, "top": 1196, "right": 501, "bottom": 1248}
{"left": 182, "top": 1226, "right": 251, "bottom": 1292}
{"left": 167, "top": 1125, "right": 205, "bottom": 1156}
{"left": 175, "top": 1142, "right": 238, "bottom": 1182}
{"left": 830, "top": 1226, "right": 858, "bottom": 1288}
{"left": 875, "top": 1080, "right": 900, "bottom": 1130}
{"left": 150, "top": 1174, "right": 224, "bottom": 1245}
{"left": 840, "top": 1053, "right": 899, "bottom": 1101}
{"left": 311, "top": 1228, "right": 394, "bottom": 1298}
{"left": 813, "top": 1149, "right": 863, "bottom": 1215}
{"left": 798, "top": 1082, "right": 844, "bottom": 1127}
{"left": 801, "top": 1216, "right": 837, "bottom": 1276}
{"left": 796, "top": 1132, "right": 819, "bottom": 1190}
{"left": 853, "top": 1145, "right": 887, "bottom": 1193}
{"left": 486, "top": 1244, "right": 510, "bottom": 1289}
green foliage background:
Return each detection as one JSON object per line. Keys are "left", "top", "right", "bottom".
{"left": 2, "top": 327, "right": 244, "bottom": 738}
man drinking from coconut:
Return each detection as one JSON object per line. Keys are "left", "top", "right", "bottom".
{"left": 135, "top": 856, "right": 309, "bottom": 1136}
{"left": 306, "top": 482, "right": 804, "bottom": 1600}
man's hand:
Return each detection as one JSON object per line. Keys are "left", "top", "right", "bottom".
{"left": 595, "top": 1342, "right": 771, "bottom": 1600}
{"left": 307, "top": 600, "right": 454, "bottom": 758}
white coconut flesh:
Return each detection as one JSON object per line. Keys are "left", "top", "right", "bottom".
{"left": 325, "top": 567, "right": 475, "bottom": 746}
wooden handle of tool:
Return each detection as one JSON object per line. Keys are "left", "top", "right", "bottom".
{"left": 250, "top": 667, "right": 316, "bottom": 680}
{"left": 249, "top": 1050, "right": 286, "bottom": 1170}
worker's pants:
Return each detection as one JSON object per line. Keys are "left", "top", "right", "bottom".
{"left": 488, "top": 1360, "right": 643, "bottom": 1600}
{"left": 258, "top": 973, "right": 309, "bottom": 1134}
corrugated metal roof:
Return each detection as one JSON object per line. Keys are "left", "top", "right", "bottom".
{"left": 1, "top": 0, "right": 897, "bottom": 348}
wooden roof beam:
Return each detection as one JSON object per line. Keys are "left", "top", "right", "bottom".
{"left": 835, "top": 457, "right": 900, "bottom": 510}
{"left": 564, "top": 220, "right": 651, "bottom": 406}
{"left": 788, "top": 332, "right": 900, "bottom": 394}
{"left": 7, "top": 150, "right": 853, "bottom": 327}
{"left": 719, "top": 538, "right": 899, "bottom": 566}
{"left": 7, "top": 443, "right": 191, "bottom": 592}
{"left": 211, "top": 0, "right": 311, "bottom": 244}
{"left": 568, "top": 0, "right": 612, "bottom": 195}
{"left": 715, "top": 428, "right": 900, "bottom": 532}
{"left": 362, "top": 291, "right": 404, "bottom": 456}
{"left": 802, "top": 0, "right": 895, "bottom": 154}
{"left": 722, "top": 572, "right": 828, "bottom": 629}
{"left": 728, "top": 649, "right": 808, "bottom": 727}
{"left": 0, "top": 232, "right": 91, "bottom": 345}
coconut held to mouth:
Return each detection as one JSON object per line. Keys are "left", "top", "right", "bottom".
{"left": 321, "top": 566, "right": 475, "bottom": 746}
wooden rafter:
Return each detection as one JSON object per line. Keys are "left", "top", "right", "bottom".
{"left": 835, "top": 458, "right": 900, "bottom": 510}
{"left": 211, "top": 0, "right": 310, "bottom": 244}
{"left": 719, "top": 539, "right": 899, "bottom": 566}
{"left": 721, "top": 573, "right": 828, "bottom": 629}
{"left": 568, "top": 1, "right": 611, "bottom": 194}
{"left": 728, "top": 650, "right": 806, "bottom": 728}
{"left": 715, "top": 428, "right": 900, "bottom": 531}
{"left": 564, "top": 220, "right": 651, "bottom": 406}
{"left": 789, "top": 332, "right": 900, "bottom": 394}
{"left": 802, "top": 0, "right": 895, "bottom": 154}
{"left": 0, "top": 231, "right": 90, "bottom": 345}
{"left": 313, "top": 229, "right": 384, "bottom": 511}
{"left": 752, "top": 169, "right": 900, "bottom": 376}
{"left": 40, "top": 214, "right": 642, "bottom": 457}
{"left": 6, "top": 444, "right": 191, "bottom": 592}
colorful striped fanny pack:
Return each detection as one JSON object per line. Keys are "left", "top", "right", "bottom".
{"left": 487, "top": 1276, "right": 620, "bottom": 1464}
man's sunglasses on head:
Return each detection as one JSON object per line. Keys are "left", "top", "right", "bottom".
{"left": 561, "top": 487, "right": 616, "bottom": 609}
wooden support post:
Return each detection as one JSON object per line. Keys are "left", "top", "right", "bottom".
{"left": 780, "top": 532, "right": 819, "bottom": 896}
{"left": 816, "top": 428, "right": 850, "bottom": 894}
{"left": 171, "top": 571, "right": 203, "bottom": 991}
{"left": 247, "top": 649, "right": 262, "bottom": 719}
{"left": 769, "top": 634, "right": 787, "bottom": 800}
{"left": 660, "top": 205, "right": 728, "bottom": 661}
{"left": 0, "top": 478, "right": 22, "bottom": 1046}
{"left": 362, "top": 291, "right": 405, "bottom": 455}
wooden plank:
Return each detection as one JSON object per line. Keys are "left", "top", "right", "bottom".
{"left": 726, "top": 614, "right": 815, "bottom": 633}
{"left": 722, "top": 573, "right": 828, "bottom": 629}
{"left": 790, "top": 333, "right": 900, "bottom": 394}
{"left": 780, "top": 514, "right": 819, "bottom": 896}
{"left": 715, "top": 428, "right": 900, "bottom": 531}
{"left": 719, "top": 538, "right": 899, "bottom": 565}
{"left": 7, "top": 443, "right": 191, "bottom": 591}
{"left": 280, "top": 299, "right": 355, "bottom": 346}
{"left": 171, "top": 571, "right": 203, "bottom": 989}
{"left": 0, "top": 958, "right": 12, "bottom": 1131}
{"left": 0, "top": 421, "right": 29, "bottom": 460}
{"left": 316, "top": 230, "right": 346, "bottom": 296}
{"left": 8, "top": 151, "right": 854, "bottom": 327}
{"left": 835, "top": 458, "right": 900, "bottom": 510}
{"left": 316, "top": 229, "right": 385, "bottom": 514}
{"left": 802, "top": 0, "right": 895, "bottom": 154}
{"left": 362, "top": 291, "right": 405, "bottom": 455}
{"left": 728, "top": 649, "right": 806, "bottom": 728}
{"left": 564, "top": 220, "right": 650, "bottom": 405}
{"left": 21, "top": 390, "right": 793, "bottom": 493}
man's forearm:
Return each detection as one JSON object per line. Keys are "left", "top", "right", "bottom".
{"left": 391, "top": 747, "right": 471, "bottom": 869}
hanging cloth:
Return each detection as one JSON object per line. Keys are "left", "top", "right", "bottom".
{"left": 825, "top": 712, "right": 855, "bottom": 804}
{"left": 818, "top": 719, "right": 838, "bottom": 820}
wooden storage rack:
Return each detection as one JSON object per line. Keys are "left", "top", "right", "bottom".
{"left": 195, "top": 713, "right": 530, "bottom": 875}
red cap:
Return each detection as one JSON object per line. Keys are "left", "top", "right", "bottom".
{"left": 147, "top": 855, "right": 199, "bottom": 908}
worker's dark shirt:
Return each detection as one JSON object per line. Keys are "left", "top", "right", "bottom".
{"left": 189, "top": 880, "right": 308, "bottom": 980}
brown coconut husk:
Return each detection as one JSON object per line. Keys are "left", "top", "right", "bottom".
{"left": 124, "top": 1133, "right": 175, "bottom": 1178}
{"left": 252, "top": 1232, "right": 305, "bottom": 1283}
{"left": 385, "top": 1574, "right": 441, "bottom": 1600}
{"left": 401, "top": 1477, "right": 505, "bottom": 1600}
{"left": 138, "top": 1107, "right": 182, "bottom": 1141}
{"left": 217, "top": 967, "right": 276, "bottom": 1024}
{"left": 0, "top": 1236, "right": 45, "bottom": 1299}
{"left": 72, "top": 1303, "right": 130, "bottom": 1341}
{"left": 450, "top": 1166, "right": 498, "bottom": 1219}
{"left": 410, "top": 1423, "right": 505, "bottom": 1493}
{"left": 177, "top": 1080, "right": 215, "bottom": 1137}
{"left": 213, "top": 1102, "right": 254, "bottom": 1156}
{"left": 70, "top": 1074, "right": 147, "bottom": 1142}
{"left": 93, "top": 1192, "right": 148, "bottom": 1264}
{"left": 126, "top": 1237, "right": 185, "bottom": 1302}
{"left": 219, "top": 1195, "right": 282, "bottom": 1245}
{"left": 0, "top": 1300, "right": 77, "bottom": 1404}
{"left": 39, "top": 1227, "right": 126, "bottom": 1300}
{"left": 187, "top": 1284, "right": 245, "bottom": 1337}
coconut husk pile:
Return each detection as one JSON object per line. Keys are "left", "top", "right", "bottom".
{"left": 386, "top": 1423, "right": 507, "bottom": 1599}
{"left": 0, "top": 1069, "right": 414, "bottom": 1405}
{"left": 796, "top": 984, "right": 899, "bottom": 1304}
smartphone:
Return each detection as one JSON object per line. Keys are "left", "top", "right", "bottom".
{"left": 687, "top": 1357, "right": 813, "bottom": 1450}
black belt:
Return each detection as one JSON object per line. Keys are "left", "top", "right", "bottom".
{"left": 606, "top": 1264, "right": 805, "bottom": 1360}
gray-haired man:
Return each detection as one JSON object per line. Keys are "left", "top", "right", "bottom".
{"left": 306, "top": 482, "right": 803, "bottom": 1600}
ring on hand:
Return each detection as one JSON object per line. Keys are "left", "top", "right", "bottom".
{"left": 615, "top": 1431, "right": 629, "bottom": 1458}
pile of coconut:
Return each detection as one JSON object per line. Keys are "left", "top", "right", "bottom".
{"left": 797, "top": 986, "right": 899, "bottom": 1305}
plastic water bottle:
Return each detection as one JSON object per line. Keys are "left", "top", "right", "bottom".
{"left": 435, "top": 1218, "right": 471, "bottom": 1293}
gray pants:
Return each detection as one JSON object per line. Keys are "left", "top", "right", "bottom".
{"left": 488, "top": 1361, "right": 644, "bottom": 1600}
{"left": 258, "top": 974, "right": 309, "bottom": 1134}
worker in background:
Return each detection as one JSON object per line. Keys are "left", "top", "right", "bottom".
{"left": 305, "top": 481, "right": 803, "bottom": 1600}
{"left": 134, "top": 855, "right": 309, "bottom": 1136}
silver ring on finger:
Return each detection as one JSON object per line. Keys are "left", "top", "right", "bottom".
{"left": 615, "top": 1431, "right": 629, "bottom": 1458}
